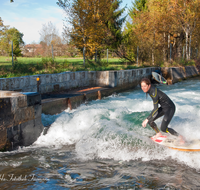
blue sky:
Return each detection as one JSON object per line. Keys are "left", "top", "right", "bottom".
{"left": 0, "top": 0, "right": 133, "bottom": 44}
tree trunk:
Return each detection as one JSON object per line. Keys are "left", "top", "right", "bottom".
{"left": 163, "top": 32, "right": 166, "bottom": 62}
{"left": 189, "top": 34, "right": 192, "bottom": 60}
{"left": 185, "top": 31, "right": 189, "bottom": 60}
{"left": 168, "top": 34, "right": 170, "bottom": 61}
{"left": 152, "top": 31, "right": 155, "bottom": 65}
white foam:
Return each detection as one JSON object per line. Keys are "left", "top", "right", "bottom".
{"left": 36, "top": 79, "right": 200, "bottom": 170}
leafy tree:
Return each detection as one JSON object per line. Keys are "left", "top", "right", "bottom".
{"left": 0, "top": 27, "right": 24, "bottom": 58}
{"left": 57, "top": 0, "right": 126, "bottom": 62}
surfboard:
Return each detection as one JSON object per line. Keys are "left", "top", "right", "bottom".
{"left": 152, "top": 72, "right": 167, "bottom": 84}
{"left": 151, "top": 135, "right": 200, "bottom": 152}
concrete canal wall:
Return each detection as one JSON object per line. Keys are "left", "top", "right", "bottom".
{"left": 0, "top": 91, "right": 44, "bottom": 151}
{"left": 161, "top": 66, "right": 199, "bottom": 84}
{"left": 0, "top": 67, "right": 157, "bottom": 94}
{"left": 0, "top": 66, "right": 199, "bottom": 151}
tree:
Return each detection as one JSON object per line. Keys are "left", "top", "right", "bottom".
{"left": 170, "top": 0, "right": 200, "bottom": 60}
{"left": 0, "top": 17, "right": 5, "bottom": 35}
{"left": 39, "top": 21, "right": 60, "bottom": 56}
{"left": 57, "top": 0, "right": 126, "bottom": 61}
{"left": 0, "top": 27, "right": 24, "bottom": 58}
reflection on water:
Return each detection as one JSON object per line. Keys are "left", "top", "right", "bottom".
{"left": 1, "top": 77, "right": 200, "bottom": 189}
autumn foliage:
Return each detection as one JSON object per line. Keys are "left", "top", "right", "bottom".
{"left": 124, "top": 0, "right": 200, "bottom": 65}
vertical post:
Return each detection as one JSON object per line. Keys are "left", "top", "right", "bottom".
{"left": 83, "top": 38, "right": 85, "bottom": 67}
{"left": 107, "top": 49, "right": 108, "bottom": 64}
{"left": 83, "top": 46, "right": 85, "bottom": 67}
{"left": 170, "top": 43, "right": 172, "bottom": 61}
{"left": 51, "top": 44, "right": 54, "bottom": 61}
{"left": 12, "top": 40, "right": 14, "bottom": 67}
{"left": 137, "top": 46, "right": 139, "bottom": 67}
{"left": 37, "top": 77, "right": 40, "bottom": 93}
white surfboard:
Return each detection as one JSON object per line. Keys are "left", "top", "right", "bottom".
{"left": 152, "top": 72, "right": 167, "bottom": 84}
{"left": 151, "top": 135, "right": 200, "bottom": 152}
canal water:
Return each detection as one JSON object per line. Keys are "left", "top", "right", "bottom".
{"left": 0, "top": 78, "right": 200, "bottom": 189}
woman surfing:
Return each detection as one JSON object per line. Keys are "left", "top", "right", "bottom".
{"left": 140, "top": 78, "right": 185, "bottom": 144}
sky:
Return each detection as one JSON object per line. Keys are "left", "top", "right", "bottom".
{"left": 0, "top": 0, "right": 133, "bottom": 45}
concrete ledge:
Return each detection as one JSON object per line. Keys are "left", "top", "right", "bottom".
{"left": 0, "top": 91, "right": 44, "bottom": 151}
{"left": 161, "top": 66, "right": 199, "bottom": 84}
{"left": 41, "top": 66, "right": 199, "bottom": 116}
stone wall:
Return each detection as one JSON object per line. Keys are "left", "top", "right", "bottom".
{"left": 0, "top": 91, "right": 44, "bottom": 150}
{"left": 0, "top": 67, "right": 157, "bottom": 94}
{"left": 161, "top": 66, "right": 199, "bottom": 84}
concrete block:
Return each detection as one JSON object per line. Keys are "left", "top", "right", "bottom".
{"left": 17, "top": 95, "right": 27, "bottom": 108}
{"left": 75, "top": 72, "right": 81, "bottom": 80}
{"left": 20, "top": 120, "right": 35, "bottom": 146}
{"left": 146, "top": 68, "right": 150, "bottom": 74}
{"left": 10, "top": 97, "right": 18, "bottom": 113}
{"left": 39, "top": 75, "right": 46, "bottom": 85}
{"left": 45, "top": 74, "right": 51, "bottom": 84}
{"left": 172, "top": 67, "right": 185, "bottom": 83}
{"left": 89, "top": 79, "right": 96, "bottom": 86}
{"left": 22, "top": 106, "right": 35, "bottom": 122}
{"left": 71, "top": 80, "right": 78, "bottom": 88}
{"left": 41, "top": 84, "right": 53, "bottom": 93}
{"left": 34, "top": 104, "right": 42, "bottom": 118}
{"left": 0, "top": 98, "right": 12, "bottom": 114}
{"left": 42, "top": 98, "right": 67, "bottom": 115}
{"left": 88, "top": 71, "right": 96, "bottom": 80}
{"left": 20, "top": 76, "right": 30, "bottom": 88}
{"left": 1, "top": 78, "right": 10, "bottom": 90}
{"left": 0, "top": 128, "right": 7, "bottom": 150}
{"left": 132, "top": 70, "right": 136, "bottom": 78}
{"left": 68, "top": 95, "right": 84, "bottom": 109}
{"left": 30, "top": 75, "right": 38, "bottom": 86}
{"left": 63, "top": 72, "right": 70, "bottom": 82}
{"left": 51, "top": 74, "right": 59, "bottom": 83}
{"left": 70, "top": 72, "right": 75, "bottom": 80}
{"left": 85, "top": 91, "right": 98, "bottom": 101}
{"left": 25, "top": 93, "right": 41, "bottom": 106}
{"left": 10, "top": 77, "right": 20, "bottom": 90}
{"left": 3, "top": 112, "right": 14, "bottom": 128}
{"left": 22, "top": 87, "right": 32, "bottom": 92}
{"left": 7, "top": 124, "right": 22, "bottom": 148}
{"left": 34, "top": 117, "right": 44, "bottom": 135}
{"left": 14, "top": 108, "right": 22, "bottom": 125}
{"left": 57, "top": 73, "right": 63, "bottom": 83}
{"left": 53, "top": 84, "right": 60, "bottom": 92}
{"left": 31, "top": 86, "right": 38, "bottom": 93}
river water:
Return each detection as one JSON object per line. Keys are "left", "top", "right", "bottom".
{"left": 1, "top": 78, "right": 200, "bottom": 189}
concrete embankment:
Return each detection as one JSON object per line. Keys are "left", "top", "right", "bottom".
{"left": 0, "top": 91, "right": 43, "bottom": 150}
{"left": 0, "top": 66, "right": 199, "bottom": 151}
{"left": 42, "top": 67, "right": 157, "bottom": 115}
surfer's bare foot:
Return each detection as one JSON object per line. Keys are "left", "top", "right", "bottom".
{"left": 152, "top": 132, "right": 162, "bottom": 140}
{"left": 178, "top": 135, "right": 185, "bottom": 145}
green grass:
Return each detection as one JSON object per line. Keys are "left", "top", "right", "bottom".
{"left": 0, "top": 56, "right": 134, "bottom": 78}
{"left": 1, "top": 56, "right": 195, "bottom": 79}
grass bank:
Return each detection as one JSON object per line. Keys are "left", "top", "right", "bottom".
{"left": 0, "top": 56, "right": 138, "bottom": 78}
{"left": 0, "top": 56, "right": 196, "bottom": 78}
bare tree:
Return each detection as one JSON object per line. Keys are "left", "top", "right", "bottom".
{"left": 39, "top": 21, "right": 60, "bottom": 56}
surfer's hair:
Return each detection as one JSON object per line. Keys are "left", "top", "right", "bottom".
{"left": 140, "top": 78, "right": 151, "bottom": 86}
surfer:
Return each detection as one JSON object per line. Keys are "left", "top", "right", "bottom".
{"left": 140, "top": 78, "right": 185, "bottom": 144}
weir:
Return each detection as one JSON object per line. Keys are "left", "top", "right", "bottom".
{"left": 0, "top": 66, "right": 199, "bottom": 151}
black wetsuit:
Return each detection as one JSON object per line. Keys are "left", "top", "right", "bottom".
{"left": 147, "top": 86, "right": 179, "bottom": 136}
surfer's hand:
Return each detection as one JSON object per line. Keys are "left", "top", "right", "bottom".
{"left": 142, "top": 119, "right": 148, "bottom": 128}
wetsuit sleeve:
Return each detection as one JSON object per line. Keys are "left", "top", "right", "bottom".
{"left": 147, "top": 87, "right": 159, "bottom": 122}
